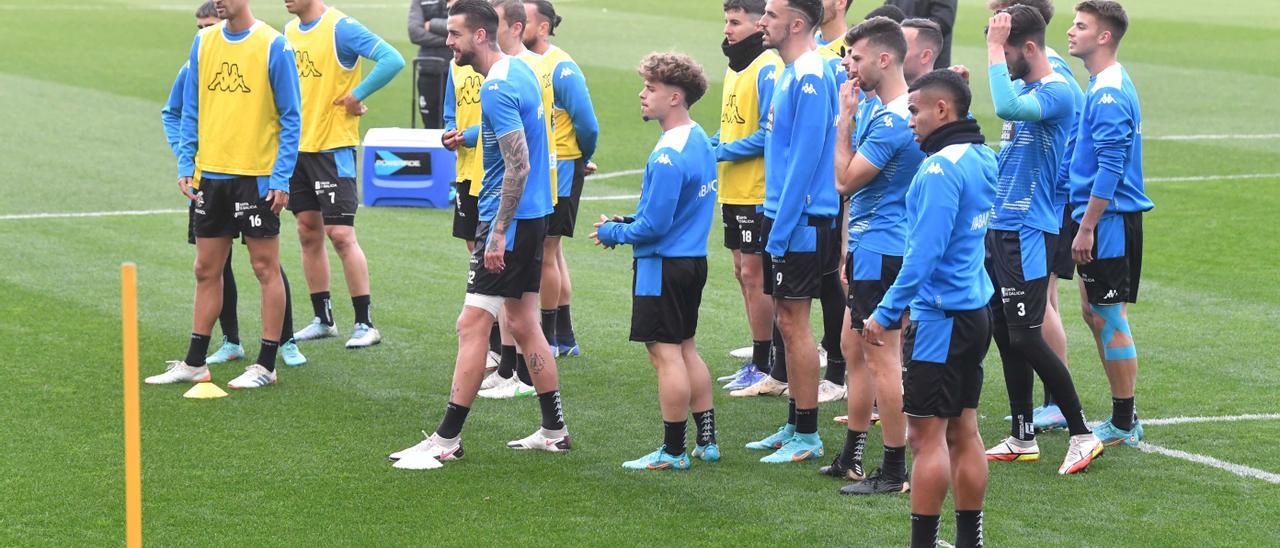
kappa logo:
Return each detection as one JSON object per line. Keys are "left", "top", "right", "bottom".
{"left": 801, "top": 82, "right": 817, "bottom": 95}
{"left": 488, "top": 83, "right": 500, "bottom": 91}
{"left": 295, "top": 51, "right": 322, "bottom": 78}
{"left": 1104, "top": 289, "right": 1118, "bottom": 300}
{"left": 1098, "top": 93, "right": 1117, "bottom": 105}
{"left": 884, "top": 116, "right": 894, "bottom": 128}
{"left": 559, "top": 66, "right": 574, "bottom": 79}
{"left": 655, "top": 153, "right": 673, "bottom": 165}
{"left": 208, "top": 62, "right": 251, "bottom": 93}
{"left": 721, "top": 93, "right": 746, "bottom": 124}
{"left": 925, "top": 162, "right": 945, "bottom": 175}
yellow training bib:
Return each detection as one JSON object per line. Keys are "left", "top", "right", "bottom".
{"left": 286, "top": 8, "right": 362, "bottom": 153}
{"left": 717, "top": 50, "right": 779, "bottom": 205}
{"left": 195, "top": 20, "right": 282, "bottom": 176}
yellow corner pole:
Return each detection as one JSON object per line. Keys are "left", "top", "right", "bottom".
{"left": 121, "top": 263, "right": 142, "bottom": 548}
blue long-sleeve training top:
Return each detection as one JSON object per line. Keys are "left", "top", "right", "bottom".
{"left": 178, "top": 23, "right": 301, "bottom": 195}
{"left": 597, "top": 123, "right": 717, "bottom": 258}
{"left": 872, "top": 143, "right": 998, "bottom": 326}
{"left": 1061, "top": 63, "right": 1152, "bottom": 220}
{"left": 763, "top": 49, "right": 840, "bottom": 257}
{"left": 847, "top": 94, "right": 926, "bottom": 255}
{"left": 989, "top": 67, "right": 1077, "bottom": 234}
{"left": 551, "top": 56, "right": 599, "bottom": 163}
{"left": 161, "top": 62, "right": 189, "bottom": 157}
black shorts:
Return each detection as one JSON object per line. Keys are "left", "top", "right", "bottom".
{"left": 452, "top": 180, "right": 480, "bottom": 241}
{"left": 722, "top": 204, "right": 764, "bottom": 254}
{"left": 761, "top": 216, "right": 835, "bottom": 299}
{"left": 192, "top": 176, "right": 280, "bottom": 239}
{"left": 287, "top": 151, "right": 359, "bottom": 226}
{"left": 847, "top": 248, "right": 903, "bottom": 331}
{"left": 1068, "top": 212, "right": 1143, "bottom": 305}
{"left": 902, "top": 308, "right": 992, "bottom": 418}
{"left": 985, "top": 228, "right": 1053, "bottom": 329}
{"left": 827, "top": 200, "right": 847, "bottom": 275}
{"left": 629, "top": 257, "right": 708, "bottom": 344}
{"left": 467, "top": 217, "right": 547, "bottom": 298}
{"left": 1052, "top": 207, "right": 1075, "bottom": 280}
{"left": 548, "top": 159, "right": 587, "bottom": 238}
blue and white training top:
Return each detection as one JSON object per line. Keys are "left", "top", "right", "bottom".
{"left": 763, "top": 49, "right": 840, "bottom": 257}
{"left": 477, "top": 56, "right": 554, "bottom": 222}
{"left": 848, "top": 93, "right": 926, "bottom": 255}
{"left": 1045, "top": 46, "right": 1084, "bottom": 215}
{"left": 989, "top": 68, "right": 1078, "bottom": 233}
{"left": 596, "top": 123, "right": 717, "bottom": 259}
{"left": 1062, "top": 63, "right": 1152, "bottom": 220}
{"left": 872, "top": 143, "right": 998, "bottom": 326}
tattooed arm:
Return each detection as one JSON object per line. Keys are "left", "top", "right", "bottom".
{"left": 483, "top": 128, "right": 531, "bottom": 272}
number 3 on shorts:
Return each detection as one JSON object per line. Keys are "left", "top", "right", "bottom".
{"left": 1017, "top": 302, "right": 1026, "bottom": 316}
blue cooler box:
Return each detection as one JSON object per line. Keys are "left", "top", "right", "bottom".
{"left": 361, "top": 128, "right": 456, "bottom": 208}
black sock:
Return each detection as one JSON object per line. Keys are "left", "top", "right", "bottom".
{"left": 540, "top": 309, "right": 557, "bottom": 346}
{"left": 910, "top": 514, "right": 941, "bottom": 548}
{"left": 515, "top": 354, "right": 533, "bottom": 386}
{"left": 1112, "top": 397, "right": 1136, "bottom": 430}
{"left": 795, "top": 407, "right": 818, "bottom": 434}
{"left": 280, "top": 267, "right": 294, "bottom": 341}
{"left": 488, "top": 321, "right": 502, "bottom": 354}
{"left": 185, "top": 333, "right": 212, "bottom": 366}
{"left": 883, "top": 444, "right": 907, "bottom": 478}
{"left": 1044, "top": 385, "right": 1056, "bottom": 407}
{"left": 256, "top": 339, "right": 279, "bottom": 372}
{"left": 819, "top": 270, "right": 846, "bottom": 357}
{"left": 1010, "top": 326, "right": 1090, "bottom": 436}
{"left": 352, "top": 295, "right": 372, "bottom": 326}
{"left": 663, "top": 420, "right": 686, "bottom": 455}
{"left": 311, "top": 291, "right": 333, "bottom": 326}
{"left": 824, "top": 356, "right": 847, "bottom": 385}
{"left": 1011, "top": 408, "right": 1036, "bottom": 442}
{"left": 751, "top": 339, "right": 771, "bottom": 372}
{"left": 770, "top": 325, "right": 788, "bottom": 382}
{"left": 436, "top": 401, "right": 470, "bottom": 439}
{"left": 498, "top": 345, "right": 517, "bottom": 379}
{"left": 556, "top": 304, "right": 576, "bottom": 345}
{"left": 537, "top": 390, "right": 565, "bottom": 430}
{"left": 840, "top": 429, "right": 867, "bottom": 469}
{"left": 219, "top": 253, "right": 239, "bottom": 344}
{"left": 787, "top": 398, "right": 797, "bottom": 426}
{"left": 955, "top": 510, "right": 985, "bottom": 548}
{"left": 692, "top": 409, "right": 717, "bottom": 446}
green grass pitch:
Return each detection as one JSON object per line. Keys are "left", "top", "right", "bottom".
{"left": 1, "top": 0, "right": 1278, "bottom": 545}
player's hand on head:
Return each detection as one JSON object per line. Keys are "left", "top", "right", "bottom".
{"left": 334, "top": 94, "right": 367, "bottom": 116}
{"left": 949, "top": 65, "right": 970, "bottom": 83}
{"left": 986, "top": 13, "right": 1012, "bottom": 47}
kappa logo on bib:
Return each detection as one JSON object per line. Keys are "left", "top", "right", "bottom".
{"left": 208, "top": 62, "right": 252, "bottom": 93}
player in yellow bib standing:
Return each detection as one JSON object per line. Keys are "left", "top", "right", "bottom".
{"left": 285, "top": 0, "right": 406, "bottom": 349}
{"left": 713, "top": 0, "right": 780, "bottom": 393}
{"left": 147, "top": 0, "right": 302, "bottom": 389}
{"left": 522, "top": 0, "right": 599, "bottom": 358}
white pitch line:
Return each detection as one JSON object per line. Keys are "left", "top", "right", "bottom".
{"left": 585, "top": 169, "right": 645, "bottom": 182}
{"left": 4, "top": 171, "right": 1275, "bottom": 221}
{"left": 1138, "top": 442, "right": 1280, "bottom": 484}
{"left": 1141, "top": 413, "right": 1280, "bottom": 426}
{"left": 1146, "top": 133, "right": 1280, "bottom": 141}
{"left": 1147, "top": 173, "right": 1280, "bottom": 183}
{"left": 0, "top": 208, "right": 185, "bottom": 221}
